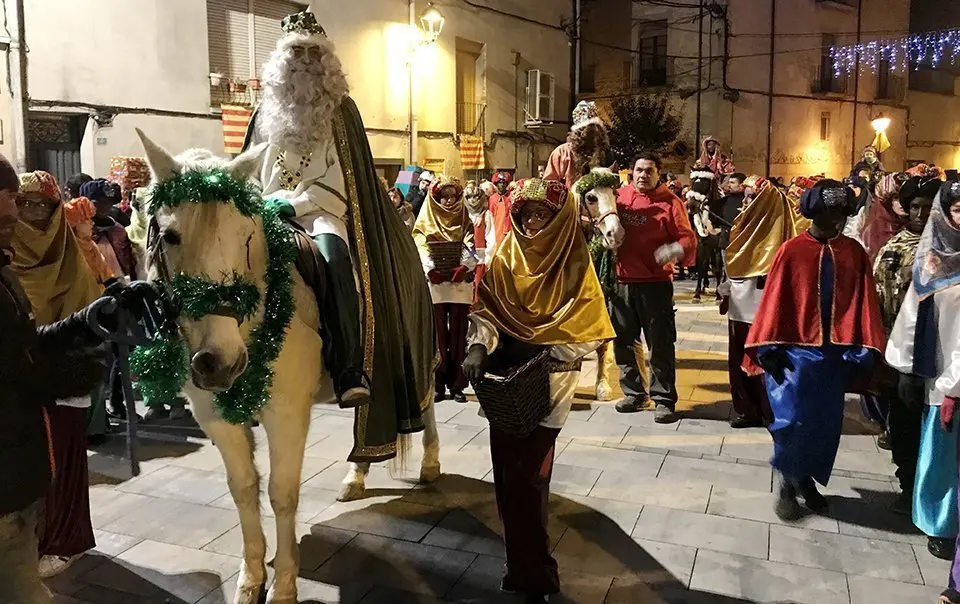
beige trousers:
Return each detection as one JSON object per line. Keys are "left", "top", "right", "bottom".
{"left": 0, "top": 502, "right": 52, "bottom": 604}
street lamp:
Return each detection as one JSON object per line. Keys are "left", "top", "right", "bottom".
{"left": 408, "top": 2, "right": 444, "bottom": 165}
{"left": 870, "top": 113, "right": 891, "bottom": 154}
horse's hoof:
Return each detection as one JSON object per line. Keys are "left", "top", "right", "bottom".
{"left": 265, "top": 593, "right": 296, "bottom": 604}
{"left": 233, "top": 583, "right": 266, "bottom": 604}
{"left": 337, "top": 481, "right": 366, "bottom": 501}
{"left": 596, "top": 384, "right": 613, "bottom": 402}
{"left": 419, "top": 464, "right": 441, "bottom": 483}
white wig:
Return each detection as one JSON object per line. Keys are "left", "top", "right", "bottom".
{"left": 258, "top": 33, "right": 349, "bottom": 153}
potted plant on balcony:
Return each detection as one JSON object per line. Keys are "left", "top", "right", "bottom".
{"left": 209, "top": 72, "right": 225, "bottom": 86}
{"left": 228, "top": 79, "right": 247, "bottom": 93}
{"left": 248, "top": 78, "right": 261, "bottom": 91}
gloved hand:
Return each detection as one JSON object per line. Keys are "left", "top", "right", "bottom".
{"left": 427, "top": 269, "right": 448, "bottom": 285}
{"left": 47, "top": 348, "right": 109, "bottom": 400}
{"left": 942, "top": 396, "right": 958, "bottom": 432}
{"left": 450, "top": 266, "right": 469, "bottom": 283}
{"left": 654, "top": 241, "right": 685, "bottom": 266}
{"left": 898, "top": 373, "right": 927, "bottom": 410}
{"left": 758, "top": 347, "right": 791, "bottom": 384}
{"left": 462, "top": 344, "right": 489, "bottom": 382}
{"left": 264, "top": 197, "right": 296, "bottom": 220}
{"left": 719, "top": 297, "right": 730, "bottom": 316}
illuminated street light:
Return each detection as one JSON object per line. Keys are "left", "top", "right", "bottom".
{"left": 419, "top": 3, "right": 444, "bottom": 44}
{"left": 870, "top": 113, "right": 892, "bottom": 154}
{"left": 871, "top": 114, "right": 892, "bottom": 134}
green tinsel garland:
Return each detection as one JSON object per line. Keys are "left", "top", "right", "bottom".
{"left": 588, "top": 236, "right": 617, "bottom": 299}
{"left": 170, "top": 272, "right": 260, "bottom": 321}
{"left": 130, "top": 168, "right": 296, "bottom": 424}
{"left": 574, "top": 170, "right": 622, "bottom": 198}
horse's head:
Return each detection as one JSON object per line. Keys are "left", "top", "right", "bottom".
{"left": 573, "top": 168, "right": 624, "bottom": 250}
{"left": 137, "top": 129, "right": 269, "bottom": 392}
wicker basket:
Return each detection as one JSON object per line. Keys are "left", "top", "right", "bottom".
{"left": 472, "top": 350, "right": 552, "bottom": 437}
{"left": 427, "top": 241, "right": 464, "bottom": 273}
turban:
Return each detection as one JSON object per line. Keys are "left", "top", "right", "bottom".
{"left": 18, "top": 171, "right": 61, "bottom": 202}
{"left": 492, "top": 171, "right": 513, "bottom": 185}
{"left": 511, "top": 178, "right": 568, "bottom": 215}
{"left": 900, "top": 175, "right": 943, "bottom": 207}
{"left": 799, "top": 180, "right": 856, "bottom": 219}
{"left": 79, "top": 178, "right": 121, "bottom": 202}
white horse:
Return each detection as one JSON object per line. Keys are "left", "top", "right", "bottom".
{"left": 573, "top": 167, "right": 624, "bottom": 401}
{"left": 136, "top": 131, "right": 440, "bottom": 604}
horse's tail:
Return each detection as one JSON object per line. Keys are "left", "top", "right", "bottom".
{"left": 389, "top": 433, "right": 413, "bottom": 478}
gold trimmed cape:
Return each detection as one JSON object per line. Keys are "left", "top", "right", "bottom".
{"left": 725, "top": 185, "right": 800, "bottom": 280}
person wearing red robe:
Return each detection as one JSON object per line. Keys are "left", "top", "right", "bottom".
{"left": 487, "top": 171, "right": 513, "bottom": 249}
{"left": 744, "top": 179, "right": 886, "bottom": 522}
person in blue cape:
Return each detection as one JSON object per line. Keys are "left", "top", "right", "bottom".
{"left": 743, "top": 179, "right": 887, "bottom": 521}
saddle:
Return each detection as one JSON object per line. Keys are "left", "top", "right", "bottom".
{"left": 285, "top": 221, "right": 328, "bottom": 327}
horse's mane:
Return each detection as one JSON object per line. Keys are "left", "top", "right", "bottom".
{"left": 175, "top": 148, "right": 231, "bottom": 173}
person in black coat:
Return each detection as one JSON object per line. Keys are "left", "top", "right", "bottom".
{"left": 0, "top": 154, "right": 108, "bottom": 602}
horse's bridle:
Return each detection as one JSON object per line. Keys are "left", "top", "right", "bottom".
{"left": 146, "top": 217, "right": 249, "bottom": 325}
{"left": 579, "top": 192, "right": 619, "bottom": 236}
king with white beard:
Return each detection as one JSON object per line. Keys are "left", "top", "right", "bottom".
{"left": 244, "top": 10, "right": 436, "bottom": 464}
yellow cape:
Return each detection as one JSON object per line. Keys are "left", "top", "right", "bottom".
{"left": 473, "top": 193, "right": 615, "bottom": 345}
{"left": 12, "top": 205, "right": 101, "bottom": 325}
{"left": 725, "top": 185, "right": 800, "bottom": 280}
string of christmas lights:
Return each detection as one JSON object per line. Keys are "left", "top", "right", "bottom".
{"left": 830, "top": 28, "right": 960, "bottom": 76}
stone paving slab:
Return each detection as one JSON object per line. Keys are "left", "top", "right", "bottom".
{"left": 51, "top": 281, "right": 943, "bottom": 604}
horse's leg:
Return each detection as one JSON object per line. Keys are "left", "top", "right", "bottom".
{"left": 192, "top": 398, "right": 265, "bottom": 604}
{"left": 338, "top": 461, "right": 369, "bottom": 501}
{"left": 260, "top": 398, "right": 312, "bottom": 604}
{"left": 419, "top": 400, "right": 441, "bottom": 483}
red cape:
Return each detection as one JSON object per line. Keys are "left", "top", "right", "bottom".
{"left": 743, "top": 232, "right": 887, "bottom": 378}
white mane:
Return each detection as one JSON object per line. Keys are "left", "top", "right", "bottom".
{"left": 174, "top": 148, "right": 230, "bottom": 173}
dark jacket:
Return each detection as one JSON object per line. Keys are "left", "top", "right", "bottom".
{"left": 0, "top": 254, "right": 103, "bottom": 515}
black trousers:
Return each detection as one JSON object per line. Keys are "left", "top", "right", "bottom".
{"left": 314, "top": 234, "right": 365, "bottom": 400}
{"left": 885, "top": 379, "right": 922, "bottom": 493}
{"left": 610, "top": 281, "right": 678, "bottom": 408}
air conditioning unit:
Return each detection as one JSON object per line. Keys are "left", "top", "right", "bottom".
{"left": 525, "top": 69, "right": 555, "bottom": 126}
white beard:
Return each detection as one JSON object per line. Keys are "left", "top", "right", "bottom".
{"left": 258, "top": 39, "right": 349, "bottom": 154}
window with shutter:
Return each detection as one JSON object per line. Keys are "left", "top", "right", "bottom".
{"left": 253, "top": 1, "right": 307, "bottom": 79}
{"left": 207, "top": 0, "right": 252, "bottom": 80}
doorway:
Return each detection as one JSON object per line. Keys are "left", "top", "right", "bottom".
{"left": 27, "top": 113, "right": 85, "bottom": 187}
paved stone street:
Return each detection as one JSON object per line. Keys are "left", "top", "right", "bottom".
{"left": 51, "top": 282, "right": 944, "bottom": 603}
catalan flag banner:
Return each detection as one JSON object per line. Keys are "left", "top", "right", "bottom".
{"left": 221, "top": 105, "right": 253, "bottom": 155}
{"left": 459, "top": 134, "right": 485, "bottom": 171}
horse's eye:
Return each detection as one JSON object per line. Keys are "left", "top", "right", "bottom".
{"left": 586, "top": 193, "right": 599, "bottom": 204}
{"left": 162, "top": 229, "right": 182, "bottom": 245}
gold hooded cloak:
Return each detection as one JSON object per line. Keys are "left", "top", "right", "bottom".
{"left": 725, "top": 183, "right": 800, "bottom": 280}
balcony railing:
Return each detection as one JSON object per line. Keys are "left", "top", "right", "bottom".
{"left": 811, "top": 61, "right": 852, "bottom": 96}
{"left": 457, "top": 102, "right": 486, "bottom": 136}
{"left": 621, "top": 58, "right": 677, "bottom": 91}
{"left": 210, "top": 78, "right": 260, "bottom": 108}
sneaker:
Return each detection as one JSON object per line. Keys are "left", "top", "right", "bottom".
{"left": 877, "top": 431, "right": 891, "bottom": 451}
{"left": 653, "top": 404, "right": 679, "bottom": 424}
{"left": 774, "top": 476, "right": 802, "bottom": 522}
{"left": 452, "top": 392, "right": 468, "bottom": 404}
{"left": 38, "top": 554, "right": 80, "bottom": 578}
{"left": 797, "top": 477, "right": 828, "bottom": 514}
{"left": 928, "top": 537, "right": 955, "bottom": 560}
{"left": 615, "top": 397, "right": 645, "bottom": 414}
{"left": 892, "top": 490, "right": 912, "bottom": 516}
{"left": 143, "top": 406, "right": 170, "bottom": 422}
{"left": 729, "top": 414, "right": 764, "bottom": 429}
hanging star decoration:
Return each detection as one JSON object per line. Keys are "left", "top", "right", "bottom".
{"left": 830, "top": 27, "right": 960, "bottom": 76}
{"left": 129, "top": 168, "right": 296, "bottom": 424}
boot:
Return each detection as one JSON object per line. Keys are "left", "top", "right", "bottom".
{"left": 797, "top": 476, "right": 828, "bottom": 514}
{"left": 775, "top": 474, "right": 802, "bottom": 522}
{"left": 314, "top": 234, "right": 371, "bottom": 408}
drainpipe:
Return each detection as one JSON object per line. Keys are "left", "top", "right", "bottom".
{"left": 764, "top": 0, "right": 776, "bottom": 177}
{"left": 569, "top": 0, "right": 580, "bottom": 111}
{"left": 8, "top": 0, "right": 28, "bottom": 171}
{"left": 695, "top": 0, "right": 704, "bottom": 147}
{"left": 514, "top": 51, "right": 521, "bottom": 170}
{"left": 408, "top": 0, "right": 418, "bottom": 165}
{"left": 849, "top": 0, "right": 863, "bottom": 167}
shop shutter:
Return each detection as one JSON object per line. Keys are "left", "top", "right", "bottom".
{"left": 252, "top": 1, "right": 307, "bottom": 79}
{"left": 207, "top": 0, "right": 253, "bottom": 80}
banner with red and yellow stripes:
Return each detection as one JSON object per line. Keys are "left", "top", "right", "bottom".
{"left": 459, "top": 134, "right": 485, "bottom": 171}
{"left": 221, "top": 105, "right": 253, "bottom": 155}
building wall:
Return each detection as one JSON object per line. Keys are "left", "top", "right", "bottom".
{"left": 614, "top": 0, "right": 926, "bottom": 181}
{"left": 13, "top": 0, "right": 570, "bottom": 180}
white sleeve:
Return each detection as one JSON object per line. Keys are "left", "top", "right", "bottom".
{"left": 885, "top": 283, "right": 919, "bottom": 373}
{"left": 461, "top": 245, "right": 478, "bottom": 270}
{"left": 467, "top": 313, "right": 499, "bottom": 353}
{"left": 550, "top": 341, "right": 603, "bottom": 362}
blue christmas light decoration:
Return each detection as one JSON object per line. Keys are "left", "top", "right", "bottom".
{"left": 830, "top": 28, "right": 960, "bottom": 76}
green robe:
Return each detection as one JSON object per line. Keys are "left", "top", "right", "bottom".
{"left": 244, "top": 98, "right": 436, "bottom": 462}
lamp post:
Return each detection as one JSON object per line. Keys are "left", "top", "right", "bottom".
{"left": 408, "top": 2, "right": 444, "bottom": 165}
{"left": 870, "top": 113, "right": 892, "bottom": 159}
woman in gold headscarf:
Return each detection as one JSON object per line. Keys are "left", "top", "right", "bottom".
{"left": 11, "top": 170, "right": 101, "bottom": 578}
{"left": 413, "top": 176, "right": 476, "bottom": 403}
{"left": 462, "top": 178, "right": 615, "bottom": 601}
{"left": 720, "top": 177, "right": 799, "bottom": 429}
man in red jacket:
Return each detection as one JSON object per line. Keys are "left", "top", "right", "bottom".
{"left": 612, "top": 153, "right": 697, "bottom": 423}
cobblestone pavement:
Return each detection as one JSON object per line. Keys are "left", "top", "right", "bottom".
{"left": 51, "top": 281, "right": 942, "bottom": 603}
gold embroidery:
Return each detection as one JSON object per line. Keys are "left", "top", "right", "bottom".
{"left": 332, "top": 110, "right": 377, "bottom": 453}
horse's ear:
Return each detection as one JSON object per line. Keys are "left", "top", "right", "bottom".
{"left": 136, "top": 129, "right": 180, "bottom": 182}
{"left": 227, "top": 143, "right": 268, "bottom": 182}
